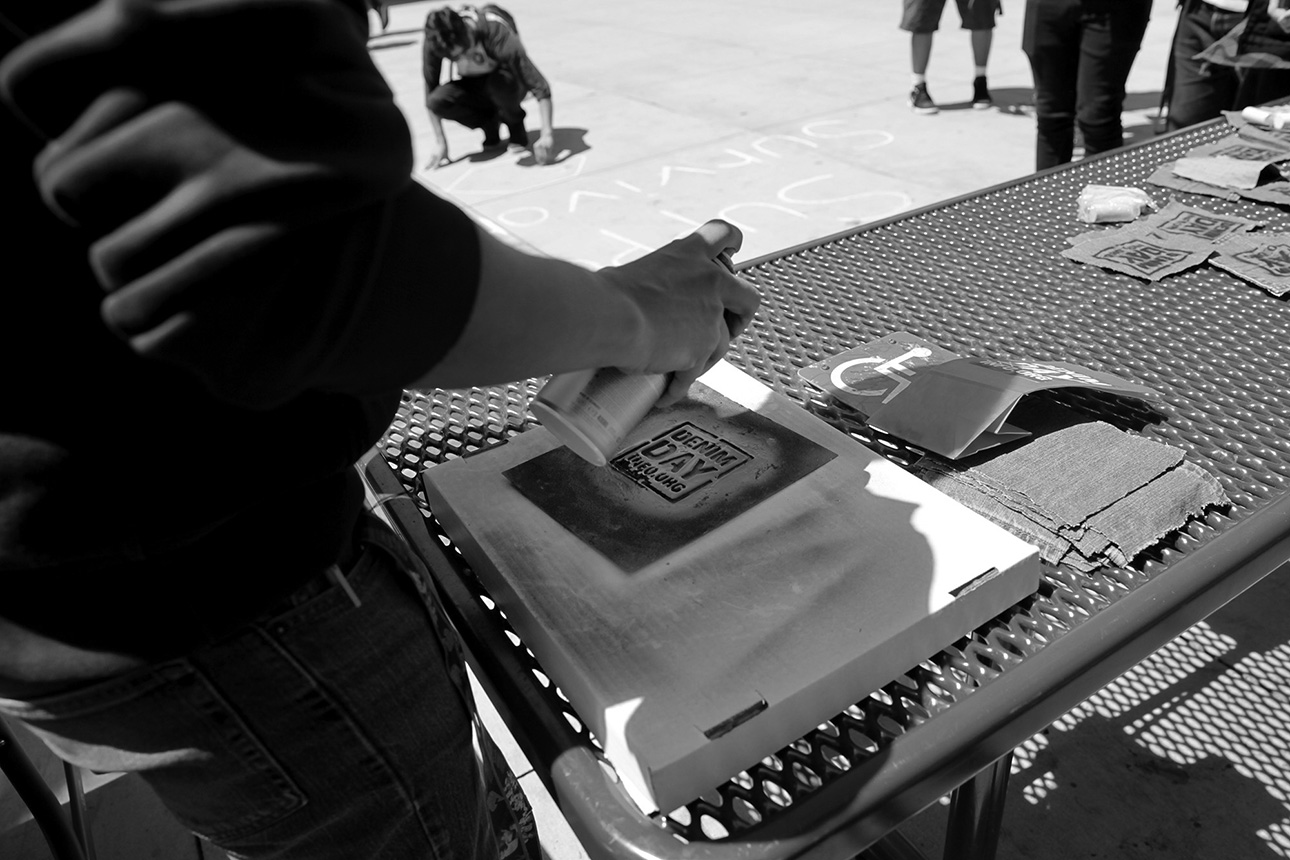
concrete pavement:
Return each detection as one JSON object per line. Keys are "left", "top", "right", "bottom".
{"left": 371, "top": 0, "right": 1175, "bottom": 267}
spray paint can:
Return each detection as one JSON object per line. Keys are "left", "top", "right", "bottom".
{"left": 532, "top": 249, "right": 739, "bottom": 467}
{"left": 530, "top": 367, "right": 669, "bottom": 467}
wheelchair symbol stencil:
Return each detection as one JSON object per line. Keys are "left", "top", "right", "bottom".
{"left": 829, "top": 347, "right": 933, "bottom": 403}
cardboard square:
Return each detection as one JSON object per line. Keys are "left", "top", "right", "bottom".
{"left": 1211, "top": 233, "right": 1290, "bottom": 297}
{"left": 1172, "top": 155, "right": 1273, "bottom": 190}
{"left": 1147, "top": 161, "right": 1241, "bottom": 201}
{"left": 1136, "top": 200, "right": 1265, "bottom": 243}
{"left": 1238, "top": 180, "right": 1290, "bottom": 206}
{"left": 505, "top": 384, "right": 837, "bottom": 572}
{"left": 1061, "top": 230, "right": 1213, "bottom": 281}
{"left": 1067, "top": 227, "right": 1112, "bottom": 246}
{"left": 1068, "top": 203, "right": 1263, "bottom": 249}
{"left": 1185, "top": 135, "right": 1290, "bottom": 163}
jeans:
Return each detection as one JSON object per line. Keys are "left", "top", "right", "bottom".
{"left": 0, "top": 514, "right": 525, "bottom": 860}
{"left": 427, "top": 71, "right": 527, "bottom": 138}
{"left": 1022, "top": 0, "right": 1152, "bottom": 169}
{"left": 1167, "top": 0, "right": 1290, "bottom": 131}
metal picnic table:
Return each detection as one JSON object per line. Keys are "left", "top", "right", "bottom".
{"left": 361, "top": 115, "right": 1290, "bottom": 860}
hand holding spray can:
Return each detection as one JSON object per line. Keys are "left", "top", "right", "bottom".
{"left": 530, "top": 230, "right": 747, "bottom": 467}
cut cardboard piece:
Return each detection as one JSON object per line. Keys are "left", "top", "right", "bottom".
{"left": 1211, "top": 232, "right": 1290, "bottom": 297}
{"left": 422, "top": 361, "right": 1040, "bottom": 814}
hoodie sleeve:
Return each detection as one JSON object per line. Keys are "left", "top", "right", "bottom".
{"left": 1, "top": 0, "right": 481, "bottom": 409}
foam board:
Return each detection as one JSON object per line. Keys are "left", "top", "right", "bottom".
{"left": 422, "top": 361, "right": 1040, "bottom": 813}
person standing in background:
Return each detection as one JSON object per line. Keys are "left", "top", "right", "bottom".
{"left": 1022, "top": 0, "right": 1153, "bottom": 170}
{"left": 901, "top": 0, "right": 1001, "bottom": 115}
{"left": 1167, "top": 0, "right": 1290, "bottom": 131}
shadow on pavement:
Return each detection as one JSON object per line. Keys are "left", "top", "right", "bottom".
{"left": 512, "top": 126, "right": 590, "bottom": 167}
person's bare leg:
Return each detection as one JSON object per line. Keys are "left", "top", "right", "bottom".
{"left": 911, "top": 31, "right": 933, "bottom": 77}
{"left": 970, "top": 28, "right": 992, "bottom": 68}
{"left": 909, "top": 31, "right": 939, "bottom": 113}
{"left": 970, "top": 28, "right": 993, "bottom": 108}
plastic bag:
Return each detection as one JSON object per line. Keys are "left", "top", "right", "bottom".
{"left": 1076, "top": 184, "right": 1157, "bottom": 223}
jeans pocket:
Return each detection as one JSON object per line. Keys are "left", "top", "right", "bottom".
{"left": 0, "top": 660, "right": 307, "bottom": 842}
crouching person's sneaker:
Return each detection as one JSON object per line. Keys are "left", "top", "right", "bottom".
{"left": 972, "top": 75, "right": 993, "bottom": 110}
{"left": 909, "top": 82, "right": 938, "bottom": 115}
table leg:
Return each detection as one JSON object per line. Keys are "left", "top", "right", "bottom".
{"left": 942, "top": 751, "right": 1014, "bottom": 860}
{"left": 64, "top": 760, "right": 96, "bottom": 860}
{"left": 861, "top": 829, "right": 932, "bottom": 860}
{"left": 0, "top": 717, "right": 87, "bottom": 860}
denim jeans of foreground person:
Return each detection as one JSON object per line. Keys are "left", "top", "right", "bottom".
{"left": 1022, "top": 0, "right": 1152, "bottom": 169}
{"left": 0, "top": 513, "right": 537, "bottom": 860}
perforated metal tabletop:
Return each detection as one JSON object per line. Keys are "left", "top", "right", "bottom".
{"left": 364, "top": 117, "right": 1290, "bottom": 860}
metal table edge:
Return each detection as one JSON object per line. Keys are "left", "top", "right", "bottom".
{"left": 358, "top": 110, "right": 1290, "bottom": 859}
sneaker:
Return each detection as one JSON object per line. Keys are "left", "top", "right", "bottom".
{"left": 909, "top": 82, "right": 938, "bottom": 115}
{"left": 972, "top": 76, "right": 993, "bottom": 110}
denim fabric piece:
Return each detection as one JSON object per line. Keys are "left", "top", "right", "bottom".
{"left": 923, "top": 448, "right": 1111, "bottom": 545}
{"left": 1057, "top": 545, "right": 1113, "bottom": 573}
{"left": 971, "top": 422, "right": 1183, "bottom": 525}
{"left": 1082, "top": 461, "right": 1228, "bottom": 561}
{"left": 1060, "top": 522, "right": 1113, "bottom": 562}
{"left": 0, "top": 513, "right": 533, "bottom": 860}
{"left": 915, "top": 420, "right": 1229, "bottom": 572}
{"left": 919, "top": 460, "right": 1061, "bottom": 530}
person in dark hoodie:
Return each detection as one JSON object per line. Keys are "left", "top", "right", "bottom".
{"left": 0, "top": 2, "right": 758, "bottom": 857}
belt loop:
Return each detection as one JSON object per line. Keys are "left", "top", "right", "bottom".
{"left": 325, "top": 564, "right": 363, "bottom": 608}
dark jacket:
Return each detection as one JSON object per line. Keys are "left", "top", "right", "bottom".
{"left": 0, "top": 0, "right": 480, "bottom": 658}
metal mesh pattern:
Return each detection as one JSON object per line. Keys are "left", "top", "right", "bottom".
{"left": 378, "top": 120, "right": 1290, "bottom": 841}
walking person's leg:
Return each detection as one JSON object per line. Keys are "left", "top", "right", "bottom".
{"left": 902, "top": 0, "right": 946, "bottom": 113}
{"left": 962, "top": 0, "right": 999, "bottom": 107}
{"left": 1023, "top": 0, "right": 1082, "bottom": 169}
{"left": 1074, "top": 1, "right": 1150, "bottom": 158}
{"left": 970, "top": 28, "right": 993, "bottom": 106}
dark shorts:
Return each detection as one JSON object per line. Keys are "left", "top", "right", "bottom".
{"left": 901, "top": 0, "right": 1000, "bottom": 33}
